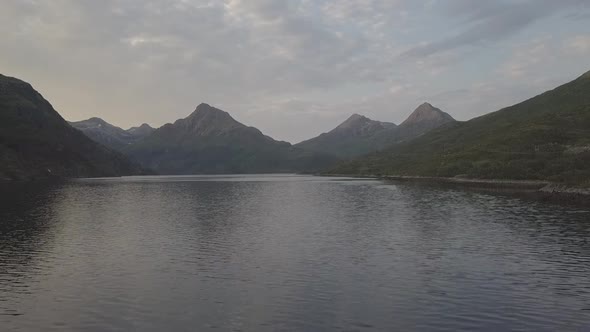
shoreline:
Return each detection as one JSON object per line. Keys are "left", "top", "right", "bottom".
{"left": 324, "top": 174, "right": 590, "bottom": 205}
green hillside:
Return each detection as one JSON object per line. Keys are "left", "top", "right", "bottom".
{"left": 295, "top": 103, "right": 455, "bottom": 159}
{"left": 331, "top": 70, "right": 590, "bottom": 186}
{"left": 0, "top": 74, "right": 145, "bottom": 180}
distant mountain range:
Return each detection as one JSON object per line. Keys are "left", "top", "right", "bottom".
{"left": 331, "top": 70, "right": 590, "bottom": 185}
{"left": 4, "top": 69, "right": 588, "bottom": 183}
{"left": 0, "top": 74, "right": 145, "bottom": 180}
{"left": 70, "top": 118, "right": 154, "bottom": 151}
{"left": 69, "top": 101, "right": 453, "bottom": 174}
{"left": 295, "top": 102, "right": 455, "bottom": 159}
{"left": 123, "top": 103, "right": 337, "bottom": 174}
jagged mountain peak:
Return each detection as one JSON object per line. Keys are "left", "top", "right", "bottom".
{"left": 348, "top": 113, "right": 366, "bottom": 120}
{"left": 294, "top": 113, "right": 398, "bottom": 159}
{"left": 126, "top": 104, "right": 337, "bottom": 174}
{"left": 336, "top": 114, "right": 395, "bottom": 131}
{"left": 336, "top": 114, "right": 371, "bottom": 129}
{"left": 190, "top": 103, "right": 229, "bottom": 117}
{"left": 181, "top": 103, "right": 244, "bottom": 135}
{"left": 401, "top": 102, "right": 454, "bottom": 127}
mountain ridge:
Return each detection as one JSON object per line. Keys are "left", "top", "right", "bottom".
{"left": 400, "top": 102, "right": 454, "bottom": 127}
{"left": 0, "top": 74, "right": 145, "bottom": 180}
{"left": 330, "top": 70, "right": 590, "bottom": 185}
{"left": 127, "top": 123, "right": 155, "bottom": 137}
{"left": 70, "top": 117, "right": 154, "bottom": 151}
{"left": 124, "top": 104, "right": 337, "bottom": 174}
{"left": 295, "top": 102, "right": 455, "bottom": 159}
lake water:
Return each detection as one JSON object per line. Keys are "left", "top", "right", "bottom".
{"left": 1, "top": 175, "right": 589, "bottom": 331}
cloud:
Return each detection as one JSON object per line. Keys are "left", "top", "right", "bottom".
{"left": 0, "top": 0, "right": 588, "bottom": 143}
{"left": 401, "top": 0, "right": 588, "bottom": 58}
{"left": 500, "top": 39, "right": 552, "bottom": 78}
{"left": 565, "top": 35, "right": 590, "bottom": 55}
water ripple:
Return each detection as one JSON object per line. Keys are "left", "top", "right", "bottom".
{"left": 0, "top": 175, "right": 589, "bottom": 331}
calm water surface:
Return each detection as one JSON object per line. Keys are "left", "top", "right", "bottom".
{"left": 1, "top": 175, "right": 589, "bottom": 331}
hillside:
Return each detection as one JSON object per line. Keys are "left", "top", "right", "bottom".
{"left": 295, "top": 103, "right": 455, "bottom": 159}
{"left": 70, "top": 118, "right": 154, "bottom": 151}
{"left": 295, "top": 114, "right": 397, "bottom": 158}
{"left": 394, "top": 102, "right": 455, "bottom": 141}
{"left": 127, "top": 123, "right": 155, "bottom": 139}
{"left": 125, "top": 103, "right": 337, "bottom": 174}
{"left": 330, "top": 71, "right": 590, "bottom": 185}
{"left": 0, "top": 74, "right": 145, "bottom": 180}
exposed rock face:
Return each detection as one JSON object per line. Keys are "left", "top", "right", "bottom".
{"left": 177, "top": 103, "right": 244, "bottom": 136}
{"left": 401, "top": 103, "right": 454, "bottom": 126}
{"left": 396, "top": 103, "right": 456, "bottom": 140}
{"left": 0, "top": 74, "right": 145, "bottom": 180}
{"left": 70, "top": 118, "right": 154, "bottom": 151}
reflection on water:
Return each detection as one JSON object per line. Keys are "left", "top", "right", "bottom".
{"left": 1, "top": 175, "right": 589, "bottom": 331}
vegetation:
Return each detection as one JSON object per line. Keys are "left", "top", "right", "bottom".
{"left": 0, "top": 74, "right": 145, "bottom": 180}
{"left": 330, "top": 71, "right": 590, "bottom": 186}
{"left": 296, "top": 103, "right": 455, "bottom": 159}
{"left": 295, "top": 114, "right": 398, "bottom": 159}
{"left": 125, "top": 104, "right": 338, "bottom": 174}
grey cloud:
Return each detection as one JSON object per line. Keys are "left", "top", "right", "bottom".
{"left": 402, "top": 0, "right": 589, "bottom": 58}
{"left": 0, "top": 0, "right": 588, "bottom": 143}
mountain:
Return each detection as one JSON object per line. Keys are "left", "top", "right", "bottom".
{"left": 295, "top": 103, "right": 455, "bottom": 159}
{"left": 70, "top": 118, "right": 154, "bottom": 151}
{"left": 295, "top": 114, "right": 397, "bottom": 158}
{"left": 127, "top": 123, "right": 155, "bottom": 139}
{"left": 0, "top": 74, "right": 145, "bottom": 181}
{"left": 330, "top": 70, "right": 590, "bottom": 185}
{"left": 395, "top": 102, "right": 455, "bottom": 140}
{"left": 125, "top": 103, "right": 337, "bottom": 174}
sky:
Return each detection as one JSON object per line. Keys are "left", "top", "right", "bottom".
{"left": 1, "top": 0, "right": 590, "bottom": 143}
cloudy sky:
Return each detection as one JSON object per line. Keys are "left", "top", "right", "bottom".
{"left": 1, "top": 0, "right": 590, "bottom": 143}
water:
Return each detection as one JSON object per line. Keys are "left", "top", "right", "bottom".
{"left": 1, "top": 175, "right": 589, "bottom": 331}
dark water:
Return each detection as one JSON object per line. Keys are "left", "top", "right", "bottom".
{"left": 1, "top": 175, "right": 589, "bottom": 331}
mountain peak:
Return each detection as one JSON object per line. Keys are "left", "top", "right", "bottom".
{"left": 0, "top": 74, "right": 143, "bottom": 179}
{"left": 336, "top": 114, "right": 369, "bottom": 129}
{"left": 71, "top": 117, "right": 112, "bottom": 129}
{"left": 87, "top": 117, "right": 108, "bottom": 124}
{"left": 127, "top": 123, "right": 155, "bottom": 139}
{"left": 181, "top": 103, "right": 244, "bottom": 136}
{"left": 195, "top": 102, "right": 214, "bottom": 111}
{"left": 401, "top": 102, "right": 454, "bottom": 127}
{"left": 189, "top": 103, "right": 232, "bottom": 119}
{"left": 333, "top": 113, "right": 396, "bottom": 135}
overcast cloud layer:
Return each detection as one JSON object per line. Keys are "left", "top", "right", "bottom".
{"left": 1, "top": 0, "right": 589, "bottom": 142}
